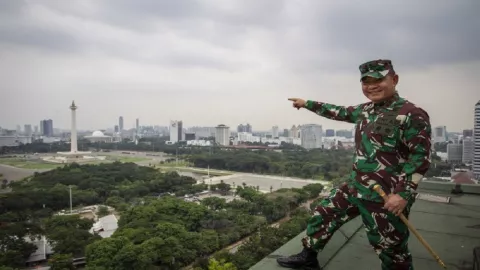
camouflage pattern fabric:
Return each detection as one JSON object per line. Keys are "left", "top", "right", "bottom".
{"left": 303, "top": 185, "right": 414, "bottom": 270}
{"left": 302, "top": 91, "right": 431, "bottom": 269}
{"left": 304, "top": 92, "right": 432, "bottom": 202}
{"left": 359, "top": 59, "right": 396, "bottom": 80}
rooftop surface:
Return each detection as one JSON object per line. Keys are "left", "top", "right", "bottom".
{"left": 250, "top": 180, "right": 480, "bottom": 270}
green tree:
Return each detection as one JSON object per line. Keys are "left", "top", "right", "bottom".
{"left": 44, "top": 215, "right": 99, "bottom": 256}
{"left": 97, "top": 206, "right": 110, "bottom": 217}
{"left": 208, "top": 258, "right": 238, "bottom": 270}
{"left": 48, "top": 253, "right": 74, "bottom": 270}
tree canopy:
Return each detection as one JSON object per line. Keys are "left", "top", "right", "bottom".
{"left": 0, "top": 162, "right": 324, "bottom": 269}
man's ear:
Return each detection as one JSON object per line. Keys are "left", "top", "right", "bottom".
{"left": 392, "top": 74, "right": 399, "bottom": 86}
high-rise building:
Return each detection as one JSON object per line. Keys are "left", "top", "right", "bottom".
{"left": 114, "top": 125, "right": 119, "bottom": 133}
{"left": 215, "top": 124, "right": 230, "bottom": 146}
{"left": 119, "top": 116, "right": 124, "bottom": 132}
{"left": 272, "top": 126, "right": 279, "bottom": 138}
{"left": 463, "top": 129, "right": 473, "bottom": 138}
{"left": 170, "top": 121, "right": 179, "bottom": 143}
{"left": 290, "top": 125, "right": 299, "bottom": 138}
{"left": 178, "top": 121, "right": 183, "bottom": 141}
{"left": 434, "top": 126, "right": 448, "bottom": 143}
{"left": 136, "top": 118, "right": 139, "bottom": 131}
{"left": 301, "top": 124, "right": 323, "bottom": 150}
{"left": 447, "top": 144, "right": 463, "bottom": 163}
{"left": 283, "top": 129, "right": 289, "bottom": 137}
{"left": 169, "top": 120, "right": 183, "bottom": 143}
{"left": 237, "top": 124, "right": 244, "bottom": 133}
{"left": 40, "top": 119, "right": 54, "bottom": 137}
{"left": 237, "top": 123, "right": 252, "bottom": 133}
{"left": 16, "top": 125, "right": 21, "bottom": 134}
{"left": 24, "top": 125, "right": 32, "bottom": 136}
{"left": 34, "top": 125, "right": 38, "bottom": 135}
{"left": 462, "top": 137, "right": 474, "bottom": 164}
{"left": 473, "top": 101, "right": 480, "bottom": 178}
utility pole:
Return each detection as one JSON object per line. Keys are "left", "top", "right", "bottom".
{"left": 69, "top": 185, "right": 73, "bottom": 213}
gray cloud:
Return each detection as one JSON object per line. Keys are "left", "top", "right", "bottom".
{"left": 296, "top": 1, "right": 480, "bottom": 71}
{"left": 2, "top": 0, "right": 478, "bottom": 72}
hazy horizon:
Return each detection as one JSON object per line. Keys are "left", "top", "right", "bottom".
{"left": 1, "top": 0, "right": 479, "bottom": 132}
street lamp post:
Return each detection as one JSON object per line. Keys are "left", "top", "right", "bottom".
{"left": 69, "top": 185, "right": 73, "bottom": 213}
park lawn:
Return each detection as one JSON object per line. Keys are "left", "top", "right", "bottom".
{"left": 160, "top": 160, "right": 193, "bottom": 167}
{"left": 0, "top": 158, "right": 61, "bottom": 169}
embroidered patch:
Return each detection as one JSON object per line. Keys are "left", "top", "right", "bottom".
{"left": 373, "top": 111, "right": 399, "bottom": 136}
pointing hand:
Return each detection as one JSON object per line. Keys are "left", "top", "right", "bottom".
{"left": 288, "top": 98, "right": 306, "bottom": 110}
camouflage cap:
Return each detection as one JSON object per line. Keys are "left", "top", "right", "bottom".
{"left": 359, "top": 59, "right": 395, "bottom": 81}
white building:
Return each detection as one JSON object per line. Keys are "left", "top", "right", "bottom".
{"left": 24, "top": 124, "right": 32, "bottom": 136}
{"left": 90, "top": 214, "right": 119, "bottom": 238}
{"left": 215, "top": 124, "right": 230, "bottom": 146}
{"left": 473, "top": 101, "right": 480, "bottom": 178}
{"left": 186, "top": 140, "right": 213, "bottom": 147}
{"left": 290, "top": 125, "right": 300, "bottom": 138}
{"left": 237, "top": 132, "right": 260, "bottom": 143}
{"left": 433, "top": 126, "right": 448, "bottom": 143}
{"left": 84, "top": 131, "right": 114, "bottom": 143}
{"left": 447, "top": 143, "right": 463, "bottom": 163}
{"left": 272, "top": 126, "right": 279, "bottom": 138}
{"left": 301, "top": 124, "right": 323, "bottom": 150}
{"left": 462, "top": 137, "right": 474, "bottom": 164}
{"left": 169, "top": 120, "right": 183, "bottom": 143}
{"left": 0, "top": 136, "right": 32, "bottom": 147}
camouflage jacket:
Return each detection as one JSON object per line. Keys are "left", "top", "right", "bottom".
{"left": 305, "top": 92, "right": 432, "bottom": 202}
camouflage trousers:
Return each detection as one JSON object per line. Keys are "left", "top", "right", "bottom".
{"left": 304, "top": 186, "right": 414, "bottom": 270}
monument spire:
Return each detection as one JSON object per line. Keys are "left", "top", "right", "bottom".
{"left": 70, "top": 100, "right": 78, "bottom": 153}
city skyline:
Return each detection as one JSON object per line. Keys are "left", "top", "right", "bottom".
{"left": 4, "top": 110, "right": 479, "bottom": 134}
{"left": 1, "top": 1, "right": 479, "bottom": 131}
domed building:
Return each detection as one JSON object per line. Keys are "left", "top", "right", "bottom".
{"left": 84, "top": 130, "right": 113, "bottom": 143}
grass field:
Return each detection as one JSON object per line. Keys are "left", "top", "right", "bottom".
{"left": 160, "top": 160, "right": 192, "bottom": 167}
{"left": 0, "top": 158, "right": 62, "bottom": 169}
{"left": 0, "top": 155, "right": 150, "bottom": 170}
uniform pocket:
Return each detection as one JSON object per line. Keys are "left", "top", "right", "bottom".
{"left": 372, "top": 111, "right": 401, "bottom": 153}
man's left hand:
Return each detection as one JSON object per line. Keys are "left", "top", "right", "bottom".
{"left": 384, "top": 194, "right": 407, "bottom": 216}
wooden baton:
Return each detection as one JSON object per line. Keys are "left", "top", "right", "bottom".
{"left": 372, "top": 185, "right": 447, "bottom": 269}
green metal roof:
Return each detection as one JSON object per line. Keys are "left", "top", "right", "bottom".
{"left": 249, "top": 181, "right": 480, "bottom": 270}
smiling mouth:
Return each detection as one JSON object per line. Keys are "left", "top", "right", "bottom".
{"left": 368, "top": 90, "right": 382, "bottom": 94}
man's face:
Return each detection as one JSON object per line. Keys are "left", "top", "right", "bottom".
{"left": 361, "top": 74, "right": 399, "bottom": 103}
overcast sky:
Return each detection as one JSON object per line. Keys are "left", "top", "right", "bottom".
{"left": 1, "top": 0, "right": 479, "bottom": 132}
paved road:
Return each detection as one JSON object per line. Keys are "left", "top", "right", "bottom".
{"left": 207, "top": 173, "right": 330, "bottom": 192}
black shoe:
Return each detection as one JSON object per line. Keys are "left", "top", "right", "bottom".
{"left": 276, "top": 247, "right": 321, "bottom": 270}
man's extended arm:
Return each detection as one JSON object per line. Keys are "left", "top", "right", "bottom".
{"left": 304, "top": 100, "right": 364, "bottom": 124}
{"left": 393, "top": 108, "right": 432, "bottom": 201}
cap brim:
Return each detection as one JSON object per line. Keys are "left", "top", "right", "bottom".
{"left": 360, "top": 71, "right": 388, "bottom": 81}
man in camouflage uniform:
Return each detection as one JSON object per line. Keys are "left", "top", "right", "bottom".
{"left": 277, "top": 59, "right": 432, "bottom": 270}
